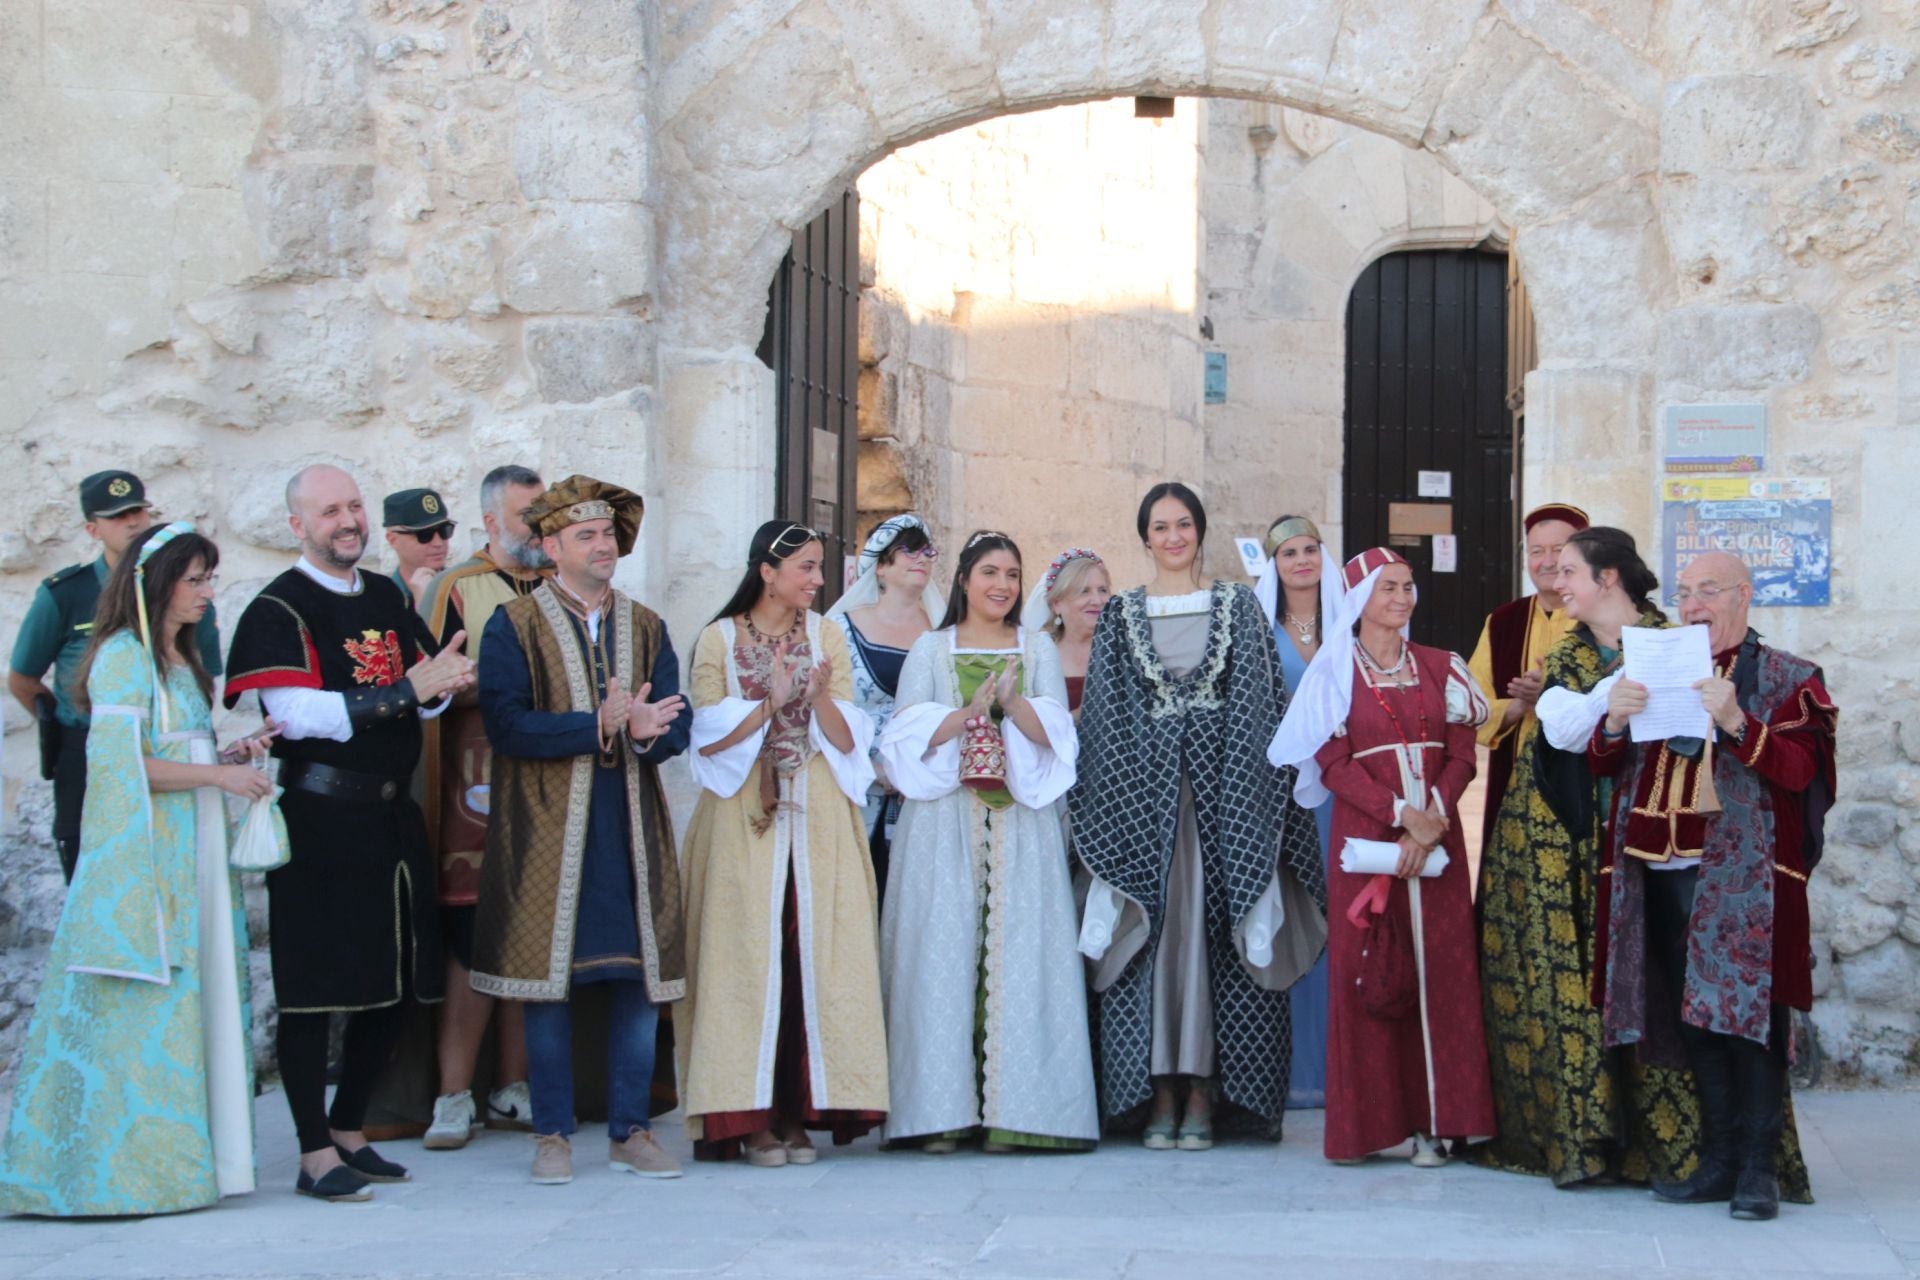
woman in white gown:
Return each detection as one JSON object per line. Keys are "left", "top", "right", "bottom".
{"left": 877, "top": 531, "right": 1099, "bottom": 1152}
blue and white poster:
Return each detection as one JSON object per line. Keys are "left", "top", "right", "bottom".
{"left": 1661, "top": 477, "right": 1831, "bottom": 608}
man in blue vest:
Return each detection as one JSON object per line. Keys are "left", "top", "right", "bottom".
{"left": 7, "top": 471, "right": 223, "bottom": 881}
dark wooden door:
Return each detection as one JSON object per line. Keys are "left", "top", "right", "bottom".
{"left": 758, "top": 187, "right": 860, "bottom": 605}
{"left": 1343, "top": 249, "right": 1513, "bottom": 655}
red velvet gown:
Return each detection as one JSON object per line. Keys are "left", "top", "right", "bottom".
{"left": 1316, "top": 643, "right": 1496, "bottom": 1160}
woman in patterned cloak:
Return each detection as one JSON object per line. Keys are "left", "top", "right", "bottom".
{"left": 677, "top": 520, "right": 888, "bottom": 1168}
{"left": 1, "top": 525, "right": 275, "bottom": 1216}
{"left": 1472, "top": 528, "right": 1811, "bottom": 1199}
{"left": 1072, "top": 483, "right": 1327, "bottom": 1149}
{"left": 877, "top": 532, "right": 1097, "bottom": 1153}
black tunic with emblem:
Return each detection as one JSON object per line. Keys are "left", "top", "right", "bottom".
{"left": 224, "top": 568, "right": 445, "bottom": 1013}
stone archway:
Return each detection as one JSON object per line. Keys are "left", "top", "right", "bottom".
{"left": 647, "top": 1, "right": 1674, "bottom": 626}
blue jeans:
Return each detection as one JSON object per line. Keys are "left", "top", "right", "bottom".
{"left": 524, "top": 981, "right": 658, "bottom": 1141}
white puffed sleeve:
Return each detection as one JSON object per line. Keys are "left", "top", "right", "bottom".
{"left": 808, "top": 619, "right": 877, "bottom": 805}
{"left": 689, "top": 697, "right": 767, "bottom": 798}
{"left": 1003, "top": 631, "right": 1078, "bottom": 810}
{"left": 1443, "top": 651, "right": 1490, "bottom": 727}
{"left": 877, "top": 634, "right": 960, "bottom": 802}
{"left": 1540, "top": 671, "right": 1620, "bottom": 751}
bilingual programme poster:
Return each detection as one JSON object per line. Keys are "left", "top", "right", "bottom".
{"left": 1661, "top": 477, "right": 1831, "bottom": 607}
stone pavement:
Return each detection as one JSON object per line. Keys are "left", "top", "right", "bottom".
{"left": 2, "top": 1088, "right": 1917, "bottom": 1279}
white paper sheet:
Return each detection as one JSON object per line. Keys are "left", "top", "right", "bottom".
{"left": 1622, "top": 623, "right": 1713, "bottom": 742}
{"left": 1432, "top": 534, "right": 1457, "bottom": 573}
{"left": 1339, "top": 836, "right": 1448, "bottom": 878}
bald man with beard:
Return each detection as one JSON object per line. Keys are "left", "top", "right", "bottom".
{"left": 224, "top": 464, "right": 477, "bottom": 1202}
{"left": 1587, "top": 551, "right": 1837, "bottom": 1222}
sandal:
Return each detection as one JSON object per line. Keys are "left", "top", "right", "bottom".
{"left": 745, "top": 1137, "right": 789, "bottom": 1168}
{"left": 1177, "top": 1079, "right": 1215, "bottom": 1151}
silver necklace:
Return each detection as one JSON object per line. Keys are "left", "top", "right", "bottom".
{"left": 1282, "top": 611, "right": 1317, "bottom": 644}
{"left": 1357, "top": 638, "right": 1410, "bottom": 678}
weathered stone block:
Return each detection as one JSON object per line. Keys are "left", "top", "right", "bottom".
{"left": 1833, "top": 42, "right": 1914, "bottom": 99}
{"left": 1522, "top": 187, "right": 1670, "bottom": 361}
{"left": 543, "top": 0, "right": 647, "bottom": 76}
{"left": 1838, "top": 938, "right": 1918, "bottom": 1008}
{"left": 249, "top": 164, "right": 374, "bottom": 280}
{"left": 1776, "top": 164, "right": 1905, "bottom": 279}
{"left": 824, "top": 0, "right": 999, "bottom": 137}
{"left": 1661, "top": 76, "right": 1811, "bottom": 174}
{"left": 501, "top": 203, "right": 652, "bottom": 314}
{"left": 1849, "top": 112, "right": 1920, "bottom": 163}
{"left": 1209, "top": 0, "right": 1342, "bottom": 98}
{"left": 1657, "top": 303, "right": 1820, "bottom": 390}
{"left": 1829, "top": 897, "right": 1900, "bottom": 955}
{"left": 0, "top": 178, "right": 47, "bottom": 283}
{"left": 1658, "top": 176, "right": 1789, "bottom": 301}
{"left": 515, "top": 90, "right": 648, "bottom": 203}
{"left": 1772, "top": 0, "right": 1859, "bottom": 55}
{"left": 856, "top": 440, "right": 912, "bottom": 510}
{"left": 405, "top": 225, "right": 497, "bottom": 319}
{"left": 526, "top": 317, "right": 650, "bottom": 403}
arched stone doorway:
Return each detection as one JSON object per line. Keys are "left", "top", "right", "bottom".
{"left": 649, "top": 3, "right": 1670, "bottom": 628}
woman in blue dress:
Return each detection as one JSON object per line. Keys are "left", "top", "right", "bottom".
{"left": 825, "top": 514, "right": 945, "bottom": 905}
{"left": 1253, "top": 515, "right": 1339, "bottom": 1109}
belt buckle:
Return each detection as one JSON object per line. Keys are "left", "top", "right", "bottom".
{"left": 380, "top": 780, "right": 398, "bottom": 801}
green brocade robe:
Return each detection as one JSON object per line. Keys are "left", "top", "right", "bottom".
{"left": 1471, "top": 622, "right": 1809, "bottom": 1199}
{"left": 0, "top": 632, "right": 256, "bottom": 1217}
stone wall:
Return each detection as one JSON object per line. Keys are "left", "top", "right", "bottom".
{"left": 855, "top": 99, "right": 1208, "bottom": 591}
{"left": 2, "top": 0, "right": 1918, "bottom": 1086}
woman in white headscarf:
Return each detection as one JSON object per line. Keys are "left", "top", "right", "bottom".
{"left": 1252, "top": 515, "right": 1342, "bottom": 1110}
{"left": 826, "top": 514, "right": 944, "bottom": 901}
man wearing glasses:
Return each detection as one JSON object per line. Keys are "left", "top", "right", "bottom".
{"left": 385, "top": 487, "right": 458, "bottom": 606}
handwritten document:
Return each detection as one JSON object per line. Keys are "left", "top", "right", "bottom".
{"left": 1622, "top": 624, "right": 1713, "bottom": 742}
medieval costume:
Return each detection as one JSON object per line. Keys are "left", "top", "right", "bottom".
{"left": 1072, "top": 581, "right": 1327, "bottom": 1140}
{"left": 1585, "top": 628, "right": 1834, "bottom": 1216}
{"left": 1253, "top": 516, "right": 1340, "bottom": 1110}
{"left": 826, "top": 514, "right": 946, "bottom": 904}
{"left": 677, "top": 610, "right": 889, "bottom": 1155}
{"left": 223, "top": 551, "right": 446, "bottom": 1188}
{"left": 1465, "top": 503, "right": 1588, "bottom": 851}
{"left": 1467, "top": 610, "right": 1798, "bottom": 1189}
{"left": 1275, "top": 547, "right": 1495, "bottom": 1162}
{"left": 469, "top": 478, "right": 688, "bottom": 1160}
{"left": 1, "top": 548, "right": 256, "bottom": 1217}
{"left": 877, "top": 627, "right": 1097, "bottom": 1149}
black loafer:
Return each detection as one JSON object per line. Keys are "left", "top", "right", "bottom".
{"left": 296, "top": 1166, "right": 371, "bottom": 1202}
{"left": 334, "top": 1143, "right": 411, "bottom": 1183}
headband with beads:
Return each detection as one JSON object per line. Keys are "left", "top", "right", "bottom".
{"left": 1042, "top": 548, "right": 1103, "bottom": 600}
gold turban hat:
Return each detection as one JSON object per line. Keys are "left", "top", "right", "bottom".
{"left": 522, "top": 475, "right": 645, "bottom": 556}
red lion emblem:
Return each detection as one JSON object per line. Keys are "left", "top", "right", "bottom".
{"left": 345, "top": 628, "right": 405, "bottom": 687}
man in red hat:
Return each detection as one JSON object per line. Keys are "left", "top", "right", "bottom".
{"left": 1465, "top": 503, "right": 1589, "bottom": 850}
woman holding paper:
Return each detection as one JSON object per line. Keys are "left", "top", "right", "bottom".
{"left": 876, "top": 532, "right": 1098, "bottom": 1153}
{"left": 678, "top": 521, "right": 888, "bottom": 1168}
{"left": 1270, "top": 547, "right": 1493, "bottom": 1167}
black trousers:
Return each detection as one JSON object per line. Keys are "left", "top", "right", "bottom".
{"left": 277, "top": 1001, "right": 413, "bottom": 1155}
{"left": 1645, "top": 865, "right": 1788, "bottom": 1174}
{"left": 51, "top": 725, "right": 88, "bottom": 883}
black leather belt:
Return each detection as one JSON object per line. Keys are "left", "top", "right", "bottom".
{"left": 279, "top": 759, "right": 410, "bottom": 804}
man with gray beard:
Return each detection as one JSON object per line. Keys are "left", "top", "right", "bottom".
{"left": 412, "top": 465, "right": 553, "bottom": 1148}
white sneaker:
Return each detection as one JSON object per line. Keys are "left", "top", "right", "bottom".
{"left": 488, "top": 1081, "right": 534, "bottom": 1131}
{"left": 424, "top": 1091, "right": 478, "bottom": 1150}
{"left": 1410, "top": 1133, "right": 1448, "bottom": 1168}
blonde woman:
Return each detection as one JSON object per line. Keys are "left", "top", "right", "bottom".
{"left": 1021, "top": 548, "right": 1110, "bottom": 717}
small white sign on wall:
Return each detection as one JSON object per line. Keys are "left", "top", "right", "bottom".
{"left": 1432, "top": 534, "right": 1458, "bottom": 574}
{"left": 1235, "top": 537, "right": 1267, "bottom": 577}
{"left": 1417, "top": 470, "right": 1452, "bottom": 498}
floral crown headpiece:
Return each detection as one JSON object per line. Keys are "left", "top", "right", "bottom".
{"left": 1042, "top": 548, "right": 1103, "bottom": 599}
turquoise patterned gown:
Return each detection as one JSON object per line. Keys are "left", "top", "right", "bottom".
{"left": 0, "top": 631, "right": 256, "bottom": 1216}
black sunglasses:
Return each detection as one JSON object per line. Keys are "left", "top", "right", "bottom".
{"left": 411, "top": 523, "right": 456, "bottom": 544}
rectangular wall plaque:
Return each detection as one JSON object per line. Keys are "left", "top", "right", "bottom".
{"left": 1387, "top": 502, "right": 1453, "bottom": 537}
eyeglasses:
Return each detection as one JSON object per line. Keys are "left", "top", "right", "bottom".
{"left": 899, "top": 545, "right": 939, "bottom": 561}
{"left": 411, "top": 524, "right": 457, "bottom": 544}
{"left": 184, "top": 572, "right": 221, "bottom": 591}
{"left": 1672, "top": 584, "right": 1737, "bottom": 604}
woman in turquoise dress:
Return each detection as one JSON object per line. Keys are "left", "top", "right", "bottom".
{"left": 0, "top": 524, "right": 276, "bottom": 1217}
{"left": 1254, "top": 515, "right": 1339, "bottom": 1109}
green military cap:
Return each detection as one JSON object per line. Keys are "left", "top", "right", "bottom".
{"left": 79, "top": 470, "right": 151, "bottom": 518}
{"left": 382, "top": 487, "right": 452, "bottom": 531}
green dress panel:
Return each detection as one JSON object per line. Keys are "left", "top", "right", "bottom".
{"left": 1471, "top": 623, "right": 1809, "bottom": 1200}
{"left": 0, "top": 632, "right": 255, "bottom": 1217}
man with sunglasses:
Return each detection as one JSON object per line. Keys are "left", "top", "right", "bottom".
{"left": 385, "top": 487, "right": 458, "bottom": 606}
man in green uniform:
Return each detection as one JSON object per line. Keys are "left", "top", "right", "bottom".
{"left": 384, "top": 487, "right": 457, "bottom": 608}
{"left": 6, "top": 470, "right": 224, "bottom": 881}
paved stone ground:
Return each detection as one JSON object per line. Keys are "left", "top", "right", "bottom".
{"left": 2, "top": 1087, "right": 1916, "bottom": 1279}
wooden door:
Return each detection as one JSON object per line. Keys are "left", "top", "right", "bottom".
{"left": 758, "top": 187, "right": 860, "bottom": 605}
{"left": 1343, "top": 249, "right": 1514, "bottom": 655}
